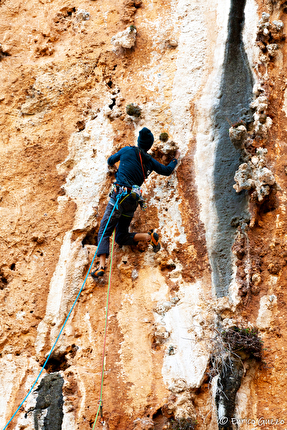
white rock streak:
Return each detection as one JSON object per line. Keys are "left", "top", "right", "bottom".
{"left": 169, "top": 0, "right": 207, "bottom": 149}
{"left": 0, "top": 356, "right": 40, "bottom": 429}
{"left": 161, "top": 281, "right": 210, "bottom": 388}
{"left": 243, "top": 0, "right": 259, "bottom": 66}
{"left": 58, "top": 111, "right": 114, "bottom": 229}
{"left": 257, "top": 294, "right": 277, "bottom": 329}
{"left": 159, "top": 0, "right": 210, "bottom": 393}
{"left": 36, "top": 111, "right": 114, "bottom": 353}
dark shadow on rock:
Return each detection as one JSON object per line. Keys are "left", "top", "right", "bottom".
{"left": 216, "top": 357, "right": 244, "bottom": 430}
{"left": 212, "top": 0, "right": 253, "bottom": 297}
{"left": 34, "top": 373, "right": 64, "bottom": 430}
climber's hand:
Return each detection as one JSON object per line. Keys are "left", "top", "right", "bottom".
{"left": 108, "top": 165, "right": 117, "bottom": 175}
{"left": 175, "top": 150, "right": 181, "bottom": 160}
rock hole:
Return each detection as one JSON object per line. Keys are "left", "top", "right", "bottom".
{"left": 152, "top": 408, "right": 162, "bottom": 420}
{"left": 45, "top": 355, "right": 70, "bottom": 373}
{"left": 10, "top": 263, "right": 15, "bottom": 271}
{"left": 76, "top": 120, "right": 85, "bottom": 131}
{"left": 58, "top": 187, "right": 66, "bottom": 196}
{"left": 260, "top": 187, "right": 278, "bottom": 214}
{"left": 109, "top": 98, "right": 116, "bottom": 110}
{"left": 107, "top": 80, "right": 113, "bottom": 88}
{"left": 44, "top": 344, "right": 78, "bottom": 373}
{"left": 67, "top": 7, "right": 76, "bottom": 16}
{"left": 0, "top": 50, "right": 11, "bottom": 60}
{"left": 0, "top": 272, "right": 8, "bottom": 289}
{"left": 82, "top": 228, "right": 98, "bottom": 246}
{"left": 153, "top": 408, "right": 168, "bottom": 429}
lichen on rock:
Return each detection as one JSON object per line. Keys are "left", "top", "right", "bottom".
{"left": 233, "top": 147, "right": 276, "bottom": 202}
{"left": 133, "top": 417, "right": 155, "bottom": 430}
{"left": 111, "top": 26, "right": 137, "bottom": 53}
{"left": 151, "top": 323, "right": 170, "bottom": 347}
{"left": 167, "top": 379, "right": 196, "bottom": 422}
{"left": 250, "top": 95, "right": 272, "bottom": 138}
{"left": 229, "top": 124, "right": 248, "bottom": 150}
{"left": 76, "top": 9, "right": 90, "bottom": 21}
{"left": 256, "top": 12, "right": 284, "bottom": 64}
{"left": 0, "top": 43, "right": 10, "bottom": 61}
{"left": 230, "top": 90, "right": 278, "bottom": 227}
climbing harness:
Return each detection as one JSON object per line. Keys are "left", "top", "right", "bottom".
{"left": 110, "top": 183, "right": 147, "bottom": 211}
{"left": 3, "top": 193, "right": 124, "bottom": 430}
{"left": 92, "top": 229, "right": 116, "bottom": 429}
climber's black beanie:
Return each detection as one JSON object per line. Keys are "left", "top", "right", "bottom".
{"left": 137, "top": 127, "right": 154, "bottom": 151}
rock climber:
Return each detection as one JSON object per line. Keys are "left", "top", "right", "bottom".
{"left": 91, "top": 127, "right": 180, "bottom": 280}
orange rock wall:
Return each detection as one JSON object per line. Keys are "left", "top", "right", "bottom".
{"left": 1, "top": 0, "right": 287, "bottom": 429}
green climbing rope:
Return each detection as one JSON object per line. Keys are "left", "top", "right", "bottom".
{"left": 92, "top": 229, "right": 116, "bottom": 430}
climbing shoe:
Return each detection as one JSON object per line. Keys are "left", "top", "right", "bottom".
{"left": 91, "top": 267, "right": 105, "bottom": 280}
{"left": 149, "top": 231, "right": 161, "bottom": 253}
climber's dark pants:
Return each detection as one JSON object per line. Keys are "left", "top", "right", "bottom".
{"left": 96, "top": 194, "right": 138, "bottom": 257}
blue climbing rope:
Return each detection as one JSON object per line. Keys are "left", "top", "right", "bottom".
{"left": 3, "top": 193, "right": 123, "bottom": 430}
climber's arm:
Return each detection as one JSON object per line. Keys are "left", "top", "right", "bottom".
{"left": 150, "top": 150, "right": 180, "bottom": 176}
{"left": 108, "top": 148, "right": 124, "bottom": 166}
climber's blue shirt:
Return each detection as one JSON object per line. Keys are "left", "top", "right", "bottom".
{"left": 107, "top": 146, "right": 178, "bottom": 188}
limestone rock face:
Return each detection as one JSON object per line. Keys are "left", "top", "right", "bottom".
{"left": 1, "top": 1, "right": 287, "bottom": 429}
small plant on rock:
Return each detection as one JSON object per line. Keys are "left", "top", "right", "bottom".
{"left": 126, "top": 103, "right": 141, "bottom": 117}
{"left": 159, "top": 132, "right": 169, "bottom": 142}
{"left": 222, "top": 326, "right": 263, "bottom": 360}
{"left": 208, "top": 325, "right": 264, "bottom": 379}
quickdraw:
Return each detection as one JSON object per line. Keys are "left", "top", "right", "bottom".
{"left": 109, "top": 184, "right": 129, "bottom": 197}
{"left": 130, "top": 185, "right": 147, "bottom": 211}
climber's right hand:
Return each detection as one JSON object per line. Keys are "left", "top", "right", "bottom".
{"left": 108, "top": 165, "right": 117, "bottom": 175}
